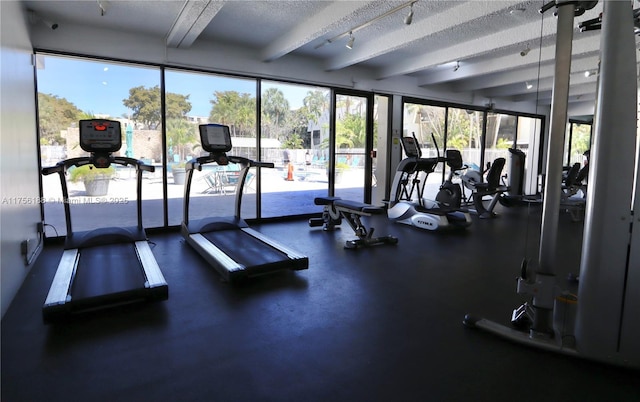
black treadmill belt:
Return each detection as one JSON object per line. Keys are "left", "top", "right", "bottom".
{"left": 72, "top": 243, "right": 144, "bottom": 299}
{"left": 202, "top": 229, "right": 289, "bottom": 267}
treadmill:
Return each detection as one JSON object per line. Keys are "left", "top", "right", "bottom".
{"left": 181, "top": 123, "right": 308, "bottom": 283}
{"left": 41, "top": 119, "right": 168, "bottom": 323}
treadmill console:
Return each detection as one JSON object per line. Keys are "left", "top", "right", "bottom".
{"left": 79, "top": 119, "right": 122, "bottom": 153}
{"left": 199, "top": 124, "right": 233, "bottom": 153}
{"left": 401, "top": 136, "right": 421, "bottom": 158}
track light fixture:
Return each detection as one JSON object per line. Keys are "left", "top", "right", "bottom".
{"left": 520, "top": 45, "right": 531, "bottom": 57}
{"left": 584, "top": 70, "right": 598, "bottom": 77}
{"left": 315, "top": 0, "right": 418, "bottom": 50}
{"left": 404, "top": 3, "right": 414, "bottom": 25}
{"left": 97, "top": 0, "right": 107, "bottom": 16}
{"left": 453, "top": 61, "right": 460, "bottom": 72}
{"left": 346, "top": 32, "right": 355, "bottom": 50}
{"left": 526, "top": 82, "right": 533, "bottom": 90}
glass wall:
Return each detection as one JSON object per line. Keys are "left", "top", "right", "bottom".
{"left": 373, "top": 95, "right": 391, "bottom": 205}
{"left": 36, "top": 53, "right": 545, "bottom": 233}
{"left": 37, "top": 54, "right": 162, "bottom": 236}
{"left": 403, "top": 102, "right": 447, "bottom": 200}
{"left": 564, "top": 121, "right": 592, "bottom": 166}
{"left": 333, "top": 93, "right": 370, "bottom": 201}
{"left": 485, "top": 112, "right": 516, "bottom": 168}
{"left": 260, "top": 81, "right": 330, "bottom": 217}
{"left": 164, "top": 69, "right": 257, "bottom": 225}
{"left": 446, "top": 107, "right": 483, "bottom": 184}
{"left": 516, "top": 116, "right": 543, "bottom": 195}
{"left": 402, "top": 99, "right": 544, "bottom": 201}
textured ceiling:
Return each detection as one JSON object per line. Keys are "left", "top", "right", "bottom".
{"left": 22, "top": 0, "right": 640, "bottom": 110}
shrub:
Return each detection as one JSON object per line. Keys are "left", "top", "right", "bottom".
{"left": 69, "top": 164, "right": 116, "bottom": 183}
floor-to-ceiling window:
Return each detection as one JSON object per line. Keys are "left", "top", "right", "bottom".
{"left": 564, "top": 120, "right": 592, "bottom": 167}
{"left": 516, "top": 115, "right": 543, "bottom": 195}
{"left": 402, "top": 99, "right": 544, "bottom": 201}
{"left": 485, "top": 112, "right": 517, "bottom": 167}
{"left": 402, "top": 102, "right": 446, "bottom": 200}
{"left": 164, "top": 69, "right": 257, "bottom": 225}
{"left": 260, "top": 81, "right": 330, "bottom": 217}
{"left": 37, "top": 54, "right": 162, "bottom": 236}
{"left": 36, "top": 53, "right": 544, "bottom": 232}
{"left": 332, "top": 91, "right": 372, "bottom": 201}
{"left": 373, "top": 95, "right": 391, "bottom": 205}
{"left": 446, "top": 107, "right": 484, "bottom": 190}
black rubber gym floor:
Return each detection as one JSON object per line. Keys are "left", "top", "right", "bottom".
{"left": 2, "top": 205, "right": 638, "bottom": 401}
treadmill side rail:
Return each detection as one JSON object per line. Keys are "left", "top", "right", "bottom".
{"left": 135, "top": 241, "right": 168, "bottom": 289}
{"left": 189, "top": 233, "right": 246, "bottom": 279}
{"left": 241, "top": 227, "right": 308, "bottom": 263}
{"left": 44, "top": 249, "right": 79, "bottom": 308}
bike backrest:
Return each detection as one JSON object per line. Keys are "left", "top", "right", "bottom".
{"left": 486, "top": 157, "right": 506, "bottom": 189}
{"left": 445, "top": 149, "right": 463, "bottom": 170}
{"left": 575, "top": 164, "right": 589, "bottom": 184}
{"left": 564, "top": 163, "right": 581, "bottom": 187}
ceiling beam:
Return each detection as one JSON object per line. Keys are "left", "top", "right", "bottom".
{"left": 261, "top": 1, "right": 378, "bottom": 62}
{"left": 166, "top": 0, "right": 225, "bottom": 49}
{"left": 325, "top": 0, "right": 525, "bottom": 72}
{"left": 377, "top": 6, "right": 602, "bottom": 79}
{"left": 417, "top": 35, "right": 601, "bottom": 87}
{"left": 451, "top": 55, "right": 601, "bottom": 92}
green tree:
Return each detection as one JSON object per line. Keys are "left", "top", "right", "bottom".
{"left": 209, "top": 91, "right": 256, "bottom": 137}
{"left": 123, "top": 86, "right": 192, "bottom": 128}
{"left": 335, "top": 113, "right": 366, "bottom": 149}
{"left": 123, "top": 85, "right": 160, "bottom": 128}
{"left": 302, "top": 90, "right": 329, "bottom": 124}
{"left": 166, "top": 92, "right": 192, "bottom": 119}
{"left": 446, "top": 108, "right": 472, "bottom": 150}
{"left": 282, "top": 108, "right": 311, "bottom": 149}
{"left": 37, "top": 93, "right": 85, "bottom": 145}
{"left": 166, "top": 118, "right": 197, "bottom": 162}
{"left": 262, "top": 88, "right": 289, "bottom": 128}
{"left": 282, "top": 133, "right": 303, "bottom": 149}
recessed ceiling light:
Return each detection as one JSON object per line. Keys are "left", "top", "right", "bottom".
{"left": 509, "top": 8, "right": 526, "bottom": 15}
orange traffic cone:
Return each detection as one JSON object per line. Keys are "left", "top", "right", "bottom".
{"left": 285, "top": 163, "right": 294, "bottom": 181}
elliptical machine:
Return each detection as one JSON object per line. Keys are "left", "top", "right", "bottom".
{"left": 387, "top": 133, "right": 471, "bottom": 230}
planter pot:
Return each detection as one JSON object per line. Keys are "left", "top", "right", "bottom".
{"left": 173, "top": 168, "right": 186, "bottom": 185}
{"left": 84, "top": 175, "right": 111, "bottom": 196}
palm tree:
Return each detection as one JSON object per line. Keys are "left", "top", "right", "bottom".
{"left": 209, "top": 91, "right": 256, "bottom": 137}
{"left": 303, "top": 90, "right": 329, "bottom": 123}
{"left": 262, "top": 88, "right": 289, "bottom": 129}
{"left": 166, "top": 118, "right": 197, "bottom": 162}
{"left": 336, "top": 113, "right": 366, "bottom": 149}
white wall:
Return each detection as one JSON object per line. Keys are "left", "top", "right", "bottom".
{"left": 1, "top": 1, "right": 42, "bottom": 317}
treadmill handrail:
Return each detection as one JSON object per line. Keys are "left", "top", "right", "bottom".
{"left": 183, "top": 153, "right": 274, "bottom": 226}
{"left": 41, "top": 156, "right": 154, "bottom": 235}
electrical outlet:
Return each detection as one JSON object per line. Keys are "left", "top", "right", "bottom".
{"left": 21, "top": 239, "right": 29, "bottom": 256}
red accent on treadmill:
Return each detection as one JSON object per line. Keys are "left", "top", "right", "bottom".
{"left": 93, "top": 122, "right": 108, "bottom": 131}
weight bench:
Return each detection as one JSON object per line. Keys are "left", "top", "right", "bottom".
{"left": 309, "top": 196, "right": 398, "bottom": 249}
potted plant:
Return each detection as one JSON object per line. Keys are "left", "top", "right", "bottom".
{"left": 334, "top": 161, "right": 350, "bottom": 184}
{"left": 167, "top": 118, "right": 197, "bottom": 185}
{"left": 69, "top": 164, "right": 116, "bottom": 196}
{"left": 171, "top": 161, "right": 187, "bottom": 185}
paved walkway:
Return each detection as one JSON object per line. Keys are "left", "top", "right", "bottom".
{"left": 40, "top": 164, "right": 367, "bottom": 236}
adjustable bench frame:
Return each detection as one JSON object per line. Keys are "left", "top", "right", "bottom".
{"left": 309, "top": 196, "right": 398, "bottom": 249}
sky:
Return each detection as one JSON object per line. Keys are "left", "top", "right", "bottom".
{"left": 36, "top": 54, "right": 322, "bottom": 118}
